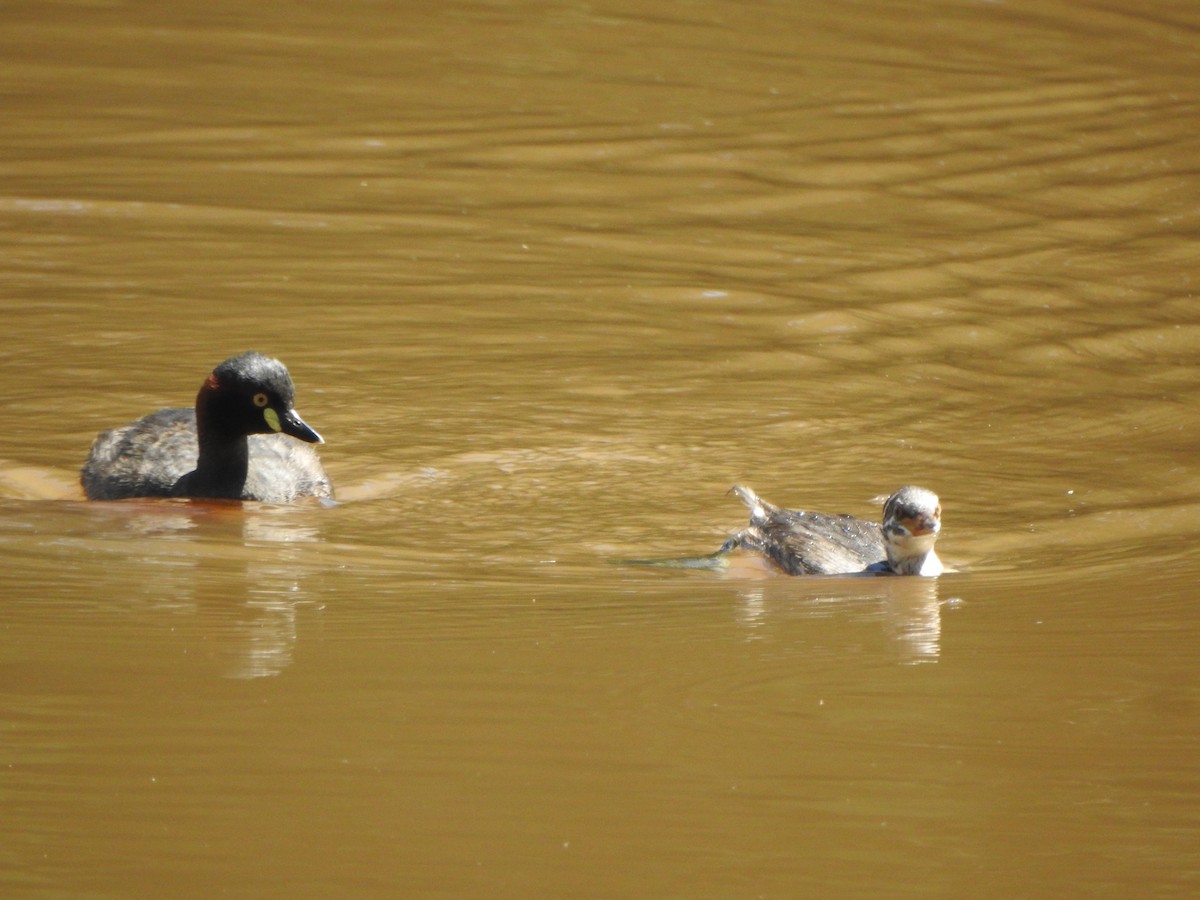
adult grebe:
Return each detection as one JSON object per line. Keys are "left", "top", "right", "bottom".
{"left": 81, "top": 351, "right": 331, "bottom": 502}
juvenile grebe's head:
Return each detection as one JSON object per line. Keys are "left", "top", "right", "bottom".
{"left": 881, "top": 486, "right": 942, "bottom": 570}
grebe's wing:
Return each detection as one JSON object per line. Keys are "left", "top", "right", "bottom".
{"left": 729, "top": 486, "right": 886, "bottom": 575}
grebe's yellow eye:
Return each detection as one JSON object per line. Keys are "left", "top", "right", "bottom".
{"left": 253, "top": 392, "right": 269, "bottom": 408}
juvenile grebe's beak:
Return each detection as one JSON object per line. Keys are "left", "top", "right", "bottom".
{"left": 899, "top": 512, "right": 940, "bottom": 537}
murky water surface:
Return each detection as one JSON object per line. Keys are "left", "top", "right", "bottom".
{"left": 3, "top": 0, "right": 1199, "bottom": 895}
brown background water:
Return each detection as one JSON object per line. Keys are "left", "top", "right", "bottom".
{"left": 2, "top": 0, "right": 1199, "bottom": 895}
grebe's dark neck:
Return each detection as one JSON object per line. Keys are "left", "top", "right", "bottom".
{"left": 178, "top": 373, "right": 251, "bottom": 498}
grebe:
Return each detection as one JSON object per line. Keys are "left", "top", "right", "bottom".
{"left": 81, "top": 351, "right": 331, "bottom": 502}
{"left": 719, "top": 484, "right": 943, "bottom": 576}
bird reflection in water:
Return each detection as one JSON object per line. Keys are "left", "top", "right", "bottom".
{"left": 734, "top": 576, "right": 953, "bottom": 664}
{"left": 80, "top": 501, "right": 325, "bottom": 679}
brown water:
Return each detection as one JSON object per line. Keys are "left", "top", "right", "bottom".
{"left": 3, "top": 0, "right": 1199, "bottom": 895}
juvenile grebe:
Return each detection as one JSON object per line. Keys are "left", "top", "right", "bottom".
{"left": 720, "top": 485, "right": 943, "bottom": 576}
{"left": 81, "top": 351, "right": 332, "bottom": 502}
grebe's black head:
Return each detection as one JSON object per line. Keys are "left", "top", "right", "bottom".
{"left": 196, "top": 351, "right": 323, "bottom": 443}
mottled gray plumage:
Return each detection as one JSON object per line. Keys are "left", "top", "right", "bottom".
{"left": 720, "top": 485, "right": 887, "bottom": 574}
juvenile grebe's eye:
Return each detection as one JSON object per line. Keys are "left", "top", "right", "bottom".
{"left": 253, "top": 392, "right": 269, "bottom": 408}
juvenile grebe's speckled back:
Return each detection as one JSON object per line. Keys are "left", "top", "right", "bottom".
{"left": 81, "top": 351, "right": 332, "bottom": 503}
{"left": 720, "top": 485, "right": 943, "bottom": 576}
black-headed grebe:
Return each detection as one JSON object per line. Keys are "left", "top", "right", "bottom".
{"left": 81, "top": 351, "right": 332, "bottom": 502}
{"left": 720, "top": 485, "right": 943, "bottom": 576}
